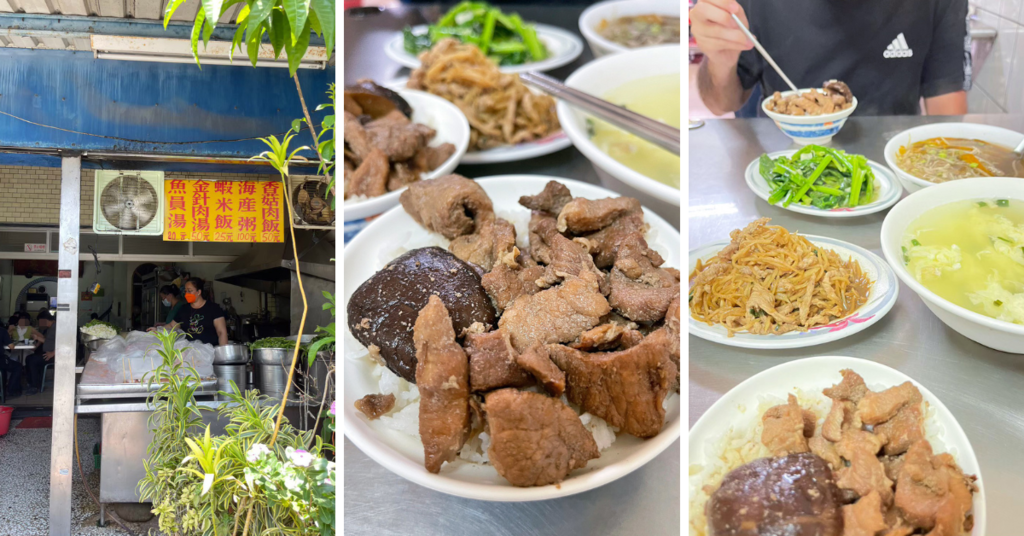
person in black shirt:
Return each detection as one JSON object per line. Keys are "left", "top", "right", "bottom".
{"left": 166, "top": 277, "right": 228, "bottom": 347}
{"left": 25, "top": 311, "right": 55, "bottom": 394}
{"left": 0, "top": 320, "right": 22, "bottom": 398}
{"left": 691, "top": 0, "right": 971, "bottom": 117}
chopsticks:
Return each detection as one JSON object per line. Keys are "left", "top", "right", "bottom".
{"left": 519, "top": 72, "right": 680, "bottom": 156}
{"left": 729, "top": 13, "right": 798, "bottom": 93}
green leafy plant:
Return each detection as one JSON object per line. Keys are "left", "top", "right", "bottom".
{"left": 305, "top": 291, "right": 334, "bottom": 367}
{"left": 292, "top": 84, "right": 335, "bottom": 208}
{"left": 249, "top": 337, "right": 303, "bottom": 351}
{"left": 164, "top": 0, "right": 334, "bottom": 77}
{"left": 140, "top": 329, "right": 335, "bottom": 536}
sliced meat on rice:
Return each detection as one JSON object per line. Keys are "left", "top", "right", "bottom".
{"left": 400, "top": 174, "right": 495, "bottom": 239}
{"left": 499, "top": 275, "right": 610, "bottom": 353}
{"left": 547, "top": 327, "right": 676, "bottom": 438}
{"left": 519, "top": 180, "right": 573, "bottom": 216}
{"left": 449, "top": 217, "right": 519, "bottom": 272}
{"left": 557, "top": 196, "right": 641, "bottom": 234}
{"left": 514, "top": 344, "right": 566, "bottom": 396}
{"left": 484, "top": 388, "right": 599, "bottom": 487}
{"left": 414, "top": 295, "right": 471, "bottom": 474}
{"left": 354, "top": 393, "right": 396, "bottom": 420}
{"left": 464, "top": 330, "right": 532, "bottom": 393}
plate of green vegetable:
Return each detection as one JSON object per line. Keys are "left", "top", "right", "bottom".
{"left": 744, "top": 147, "right": 902, "bottom": 218}
{"left": 386, "top": 2, "right": 583, "bottom": 74}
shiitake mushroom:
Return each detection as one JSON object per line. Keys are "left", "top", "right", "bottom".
{"left": 347, "top": 247, "right": 497, "bottom": 383}
{"left": 344, "top": 79, "right": 414, "bottom": 120}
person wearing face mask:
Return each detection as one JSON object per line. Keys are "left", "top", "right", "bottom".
{"left": 157, "top": 285, "right": 184, "bottom": 328}
{"left": 164, "top": 277, "right": 228, "bottom": 346}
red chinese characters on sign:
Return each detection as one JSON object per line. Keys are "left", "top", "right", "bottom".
{"left": 163, "top": 179, "right": 284, "bottom": 243}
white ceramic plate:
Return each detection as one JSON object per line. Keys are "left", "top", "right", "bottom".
{"left": 384, "top": 23, "right": 584, "bottom": 74}
{"left": 744, "top": 150, "right": 902, "bottom": 218}
{"left": 343, "top": 175, "right": 681, "bottom": 501}
{"left": 688, "top": 235, "right": 898, "bottom": 349}
{"left": 343, "top": 89, "right": 471, "bottom": 224}
{"left": 688, "top": 356, "right": 985, "bottom": 536}
{"left": 383, "top": 79, "right": 572, "bottom": 165}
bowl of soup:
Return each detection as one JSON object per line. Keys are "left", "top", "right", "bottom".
{"left": 558, "top": 44, "right": 680, "bottom": 225}
{"left": 881, "top": 177, "right": 1024, "bottom": 353}
{"left": 579, "top": 0, "right": 681, "bottom": 57}
{"left": 883, "top": 122, "right": 1024, "bottom": 193}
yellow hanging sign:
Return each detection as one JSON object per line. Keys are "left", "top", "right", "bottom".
{"left": 163, "top": 179, "right": 285, "bottom": 243}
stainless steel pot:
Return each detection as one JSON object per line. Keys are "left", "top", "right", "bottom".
{"left": 214, "top": 364, "right": 247, "bottom": 400}
{"left": 214, "top": 344, "right": 250, "bottom": 364}
{"left": 251, "top": 347, "right": 295, "bottom": 366}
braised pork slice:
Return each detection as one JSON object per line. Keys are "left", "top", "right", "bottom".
{"left": 874, "top": 403, "right": 924, "bottom": 456}
{"left": 354, "top": 393, "right": 396, "bottom": 420}
{"left": 706, "top": 453, "right": 843, "bottom": 536}
{"left": 481, "top": 261, "right": 545, "bottom": 314}
{"left": 400, "top": 175, "right": 495, "bottom": 239}
{"left": 570, "top": 323, "right": 644, "bottom": 352}
{"left": 528, "top": 212, "right": 561, "bottom": 265}
{"left": 499, "top": 276, "right": 610, "bottom": 353}
{"left": 343, "top": 111, "right": 373, "bottom": 164}
{"left": 809, "top": 429, "right": 842, "bottom": 470}
{"left": 822, "top": 399, "right": 859, "bottom": 442}
{"left": 894, "top": 441, "right": 974, "bottom": 535}
{"left": 835, "top": 429, "right": 893, "bottom": 505}
{"left": 842, "top": 491, "right": 887, "bottom": 536}
{"left": 519, "top": 180, "right": 573, "bottom": 216}
{"left": 414, "top": 296, "right": 470, "bottom": 474}
{"left": 547, "top": 327, "right": 675, "bottom": 438}
{"left": 484, "top": 388, "right": 599, "bottom": 487}
{"left": 412, "top": 143, "right": 456, "bottom": 172}
{"left": 557, "top": 197, "right": 641, "bottom": 234}
{"left": 857, "top": 382, "right": 922, "bottom": 425}
{"left": 387, "top": 162, "right": 419, "bottom": 192}
{"left": 607, "top": 242, "right": 680, "bottom": 322}
{"left": 449, "top": 217, "right": 518, "bottom": 272}
{"left": 514, "top": 344, "right": 565, "bottom": 396}
{"left": 346, "top": 148, "right": 389, "bottom": 199}
{"left": 364, "top": 109, "right": 431, "bottom": 162}
{"left": 761, "top": 394, "right": 813, "bottom": 456}
{"left": 536, "top": 233, "right": 608, "bottom": 294}
{"left": 823, "top": 368, "right": 869, "bottom": 403}
{"left": 464, "top": 330, "right": 532, "bottom": 392}
{"left": 665, "top": 295, "right": 681, "bottom": 386}
{"left": 579, "top": 208, "right": 662, "bottom": 269}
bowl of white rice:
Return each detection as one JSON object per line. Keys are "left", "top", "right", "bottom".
{"left": 688, "top": 356, "right": 984, "bottom": 536}
{"left": 344, "top": 175, "right": 681, "bottom": 501}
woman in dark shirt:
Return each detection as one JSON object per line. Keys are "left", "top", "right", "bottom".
{"left": 166, "top": 278, "right": 228, "bottom": 346}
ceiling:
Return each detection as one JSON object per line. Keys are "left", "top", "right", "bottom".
{"left": 0, "top": 0, "right": 242, "bottom": 51}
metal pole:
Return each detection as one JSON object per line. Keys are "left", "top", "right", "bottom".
{"left": 49, "top": 154, "right": 81, "bottom": 535}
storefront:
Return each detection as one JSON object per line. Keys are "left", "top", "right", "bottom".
{"left": 0, "top": 13, "right": 335, "bottom": 533}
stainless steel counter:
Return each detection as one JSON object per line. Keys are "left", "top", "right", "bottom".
{"left": 689, "top": 114, "right": 1024, "bottom": 532}
{"left": 344, "top": 5, "right": 680, "bottom": 535}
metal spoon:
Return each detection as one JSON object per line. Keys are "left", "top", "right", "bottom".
{"left": 729, "top": 13, "right": 798, "bottom": 92}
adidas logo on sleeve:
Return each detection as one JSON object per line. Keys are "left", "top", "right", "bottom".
{"left": 884, "top": 33, "right": 913, "bottom": 58}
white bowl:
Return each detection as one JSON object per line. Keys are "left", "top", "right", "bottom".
{"left": 882, "top": 122, "right": 1024, "bottom": 194}
{"left": 761, "top": 90, "right": 858, "bottom": 145}
{"left": 384, "top": 23, "right": 584, "bottom": 75}
{"left": 688, "top": 235, "right": 898, "bottom": 349}
{"left": 689, "top": 356, "right": 985, "bottom": 536}
{"left": 558, "top": 44, "right": 680, "bottom": 225}
{"left": 578, "top": 0, "right": 681, "bottom": 58}
{"left": 343, "top": 89, "right": 470, "bottom": 243}
{"left": 343, "top": 175, "right": 680, "bottom": 501}
{"left": 880, "top": 177, "right": 1024, "bottom": 353}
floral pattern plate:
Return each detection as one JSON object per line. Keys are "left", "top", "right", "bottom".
{"left": 687, "top": 234, "right": 898, "bottom": 349}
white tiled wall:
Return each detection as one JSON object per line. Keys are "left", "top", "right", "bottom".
{"left": 970, "top": 0, "right": 1024, "bottom": 113}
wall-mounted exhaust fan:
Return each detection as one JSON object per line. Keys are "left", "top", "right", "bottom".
{"left": 292, "top": 179, "right": 334, "bottom": 226}
{"left": 93, "top": 170, "right": 165, "bottom": 235}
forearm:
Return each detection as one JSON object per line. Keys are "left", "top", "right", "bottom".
{"left": 924, "top": 91, "right": 967, "bottom": 116}
{"left": 698, "top": 57, "right": 750, "bottom": 116}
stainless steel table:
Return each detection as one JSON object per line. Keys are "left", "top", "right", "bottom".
{"left": 689, "top": 114, "right": 1024, "bottom": 532}
{"left": 344, "top": 5, "right": 679, "bottom": 535}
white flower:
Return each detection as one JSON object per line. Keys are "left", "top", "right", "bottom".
{"left": 247, "top": 443, "right": 271, "bottom": 463}
{"left": 284, "top": 474, "right": 303, "bottom": 491}
{"left": 286, "top": 447, "right": 313, "bottom": 468}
